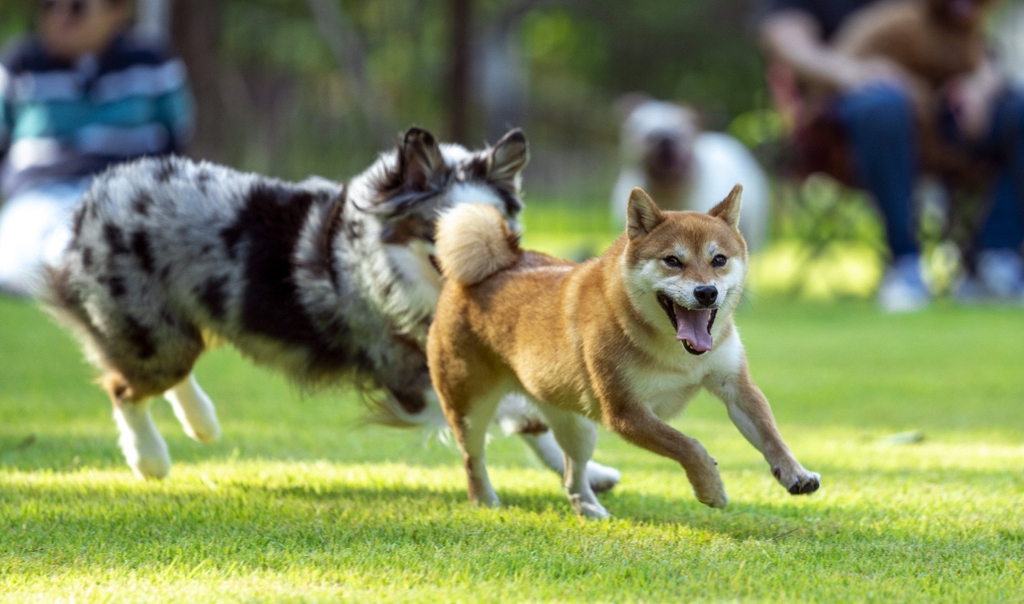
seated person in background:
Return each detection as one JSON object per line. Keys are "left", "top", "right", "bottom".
{"left": 759, "top": 0, "right": 1024, "bottom": 310}
{"left": 0, "top": 0, "right": 193, "bottom": 297}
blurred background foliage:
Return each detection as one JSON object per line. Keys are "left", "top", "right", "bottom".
{"left": 1, "top": 0, "right": 770, "bottom": 193}
{"left": 2, "top": 0, "right": 1022, "bottom": 298}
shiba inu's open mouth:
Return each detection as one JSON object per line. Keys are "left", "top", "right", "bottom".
{"left": 657, "top": 293, "right": 717, "bottom": 355}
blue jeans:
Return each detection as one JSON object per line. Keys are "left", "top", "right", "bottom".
{"left": 837, "top": 84, "right": 919, "bottom": 258}
{"left": 837, "top": 83, "right": 1024, "bottom": 258}
{"left": 974, "top": 90, "right": 1024, "bottom": 251}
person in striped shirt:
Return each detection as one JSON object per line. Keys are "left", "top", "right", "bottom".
{"left": 0, "top": 0, "right": 194, "bottom": 297}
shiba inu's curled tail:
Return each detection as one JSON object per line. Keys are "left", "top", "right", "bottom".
{"left": 435, "top": 203, "right": 520, "bottom": 286}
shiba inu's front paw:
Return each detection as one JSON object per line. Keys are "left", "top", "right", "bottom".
{"left": 773, "top": 466, "right": 821, "bottom": 495}
{"left": 787, "top": 471, "right": 821, "bottom": 495}
{"left": 694, "top": 483, "right": 729, "bottom": 509}
{"left": 586, "top": 461, "right": 621, "bottom": 493}
{"left": 689, "top": 466, "right": 729, "bottom": 508}
{"left": 683, "top": 446, "right": 729, "bottom": 508}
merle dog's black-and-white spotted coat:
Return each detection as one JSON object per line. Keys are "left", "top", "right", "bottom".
{"left": 44, "top": 127, "right": 621, "bottom": 488}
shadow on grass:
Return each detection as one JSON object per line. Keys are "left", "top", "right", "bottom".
{"left": 3, "top": 457, "right": 1022, "bottom": 604}
{"left": 4, "top": 456, "right": 1018, "bottom": 537}
{"left": 2, "top": 470, "right": 1019, "bottom": 590}
{"left": 0, "top": 427, "right": 467, "bottom": 473}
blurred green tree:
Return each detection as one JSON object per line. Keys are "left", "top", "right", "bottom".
{"left": 1, "top": 0, "right": 770, "bottom": 186}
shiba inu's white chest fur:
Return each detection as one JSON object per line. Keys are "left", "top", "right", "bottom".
{"left": 624, "top": 327, "right": 745, "bottom": 419}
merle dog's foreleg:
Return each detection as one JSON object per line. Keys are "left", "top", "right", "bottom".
{"left": 105, "top": 374, "right": 171, "bottom": 480}
{"left": 164, "top": 373, "right": 221, "bottom": 444}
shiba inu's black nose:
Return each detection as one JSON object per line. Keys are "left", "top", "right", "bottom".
{"left": 693, "top": 285, "right": 718, "bottom": 307}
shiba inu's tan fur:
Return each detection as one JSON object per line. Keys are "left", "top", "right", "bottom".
{"left": 428, "top": 186, "right": 820, "bottom": 518}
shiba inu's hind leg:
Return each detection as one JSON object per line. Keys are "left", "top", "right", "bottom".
{"left": 164, "top": 374, "right": 221, "bottom": 444}
{"left": 534, "top": 401, "right": 610, "bottom": 519}
{"left": 498, "top": 395, "right": 621, "bottom": 493}
{"left": 518, "top": 430, "right": 621, "bottom": 493}
{"left": 440, "top": 386, "right": 505, "bottom": 507}
{"left": 104, "top": 373, "right": 171, "bottom": 480}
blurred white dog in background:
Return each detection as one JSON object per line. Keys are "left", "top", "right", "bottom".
{"left": 612, "top": 97, "right": 770, "bottom": 251}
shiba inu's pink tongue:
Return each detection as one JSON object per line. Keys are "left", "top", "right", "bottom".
{"left": 674, "top": 305, "right": 713, "bottom": 352}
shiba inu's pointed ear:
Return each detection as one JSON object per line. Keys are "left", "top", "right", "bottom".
{"left": 400, "top": 127, "right": 445, "bottom": 191}
{"left": 487, "top": 129, "right": 529, "bottom": 184}
{"left": 626, "top": 187, "right": 664, "bottom": 239}
{"left": 709, "top": 184, "right": 743, "bottom": 229}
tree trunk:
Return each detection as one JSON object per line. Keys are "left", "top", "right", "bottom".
{"left": 448, "top": 0, "right": 472, "bottom": 144}
{"left": 305, "top": 0, "right": 395, "bottom": 147}
{"left": 171, "top": 0, "right": 231, "bottom": 162}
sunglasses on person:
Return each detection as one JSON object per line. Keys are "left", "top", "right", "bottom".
{"left": 39, "top": 0, "right": 91, "bottom": 20}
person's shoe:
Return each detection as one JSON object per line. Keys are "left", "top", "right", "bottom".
{"left": 878, "top": 254, "right": 931, "bottom": 313}
{"left": 955, "top": 249, "right": 1024, "bottom": 304}
{"left": 953, "top": 274, "right": 990, "bottom": 304}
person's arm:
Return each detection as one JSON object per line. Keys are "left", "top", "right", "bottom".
{"left": 157, "top": 58, "right": 195, "bottom": 155}
{"left": 759, "top": 9, "right": 906, "bottom": 91}
{"left": 945, "top": 54, "right": 1007, "bottom": 141}
{"left": 0, "top": 63, "right": 11, "bottom": 165}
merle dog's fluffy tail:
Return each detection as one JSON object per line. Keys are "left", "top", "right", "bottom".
{"left": 40, "top": 264, "right": 108, "bottom": 372}
{"left": 434, "top": 204, "right": 521, "bottom": 286}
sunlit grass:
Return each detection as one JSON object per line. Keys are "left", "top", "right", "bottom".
{"left": 2, "top": 279, "right": 1024, "bottom": 600}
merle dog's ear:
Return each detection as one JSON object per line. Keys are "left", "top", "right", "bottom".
{"left": 400, "top": 127, "right": 445, "bottom": 191}
{"left": 708, "top": 184, "right": 743, "bottom": 229}
{"left": 487, "top": 128, "right": 529, "bottom": 185}
{"left": 626, "top": 187, "right": 664, "bottom": 239}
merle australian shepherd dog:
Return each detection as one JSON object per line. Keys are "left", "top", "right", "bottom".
{"left": 43, "top": 127, "right": 620, "bottom": 490}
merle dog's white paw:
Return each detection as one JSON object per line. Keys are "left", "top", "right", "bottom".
{"left": 120, "top": 431, "right": 171, "bottom": 480}
{"left": 773, "top": 466, "right": 821, "bottom": 495}
{"left": 165, "top": 375, "right": 222, "bottom": 444}
{"left": 586, "top": 461, "right": 621, "bottom": 493}
{"left": 114, "top": 405, "right": 171, "bottom": 480}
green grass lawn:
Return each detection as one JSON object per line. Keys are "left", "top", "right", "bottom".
{"left": 2, "top": 289, "right": 1024, "bottom": 601}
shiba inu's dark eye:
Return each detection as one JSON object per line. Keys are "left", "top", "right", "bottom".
{"left": 711, "top": 254, "right": 727, "bottom": 268}
{"left": 662, "top": 256, "right": 683, "bottom": 268}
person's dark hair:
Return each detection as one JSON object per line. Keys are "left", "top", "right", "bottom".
{"left": 39, "top": 0, "right": 131, "bottom": 13}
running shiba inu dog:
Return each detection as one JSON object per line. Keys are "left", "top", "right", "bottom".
{"left": 428, "top": 185, "right": 820, "bottom": 518}
{"left": 43, "top": 127, "right": 620, "bottom": 490}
